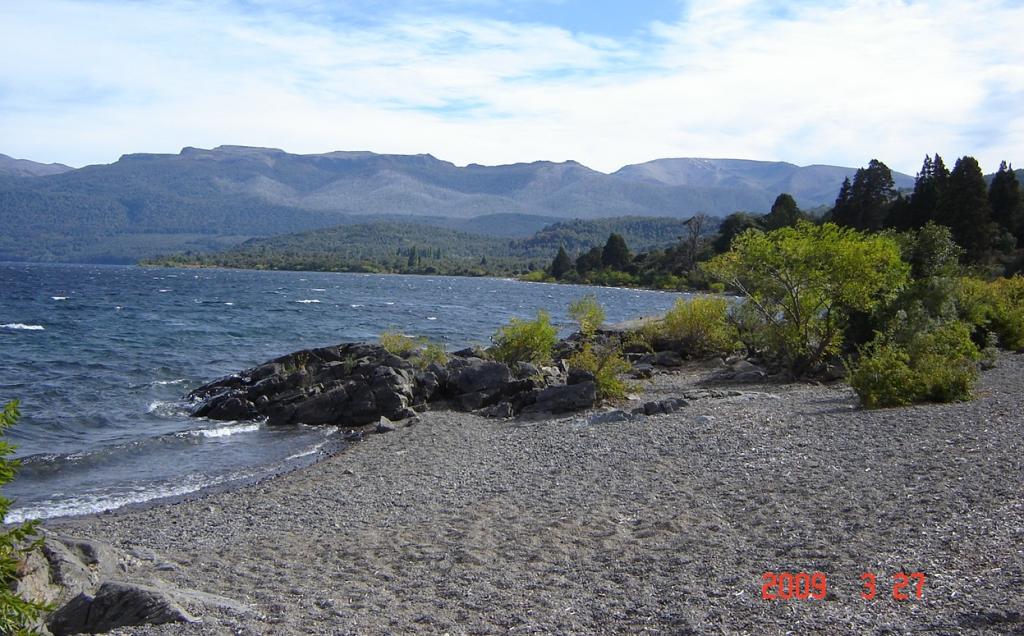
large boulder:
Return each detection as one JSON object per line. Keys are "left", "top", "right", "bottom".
{"left": 521, "top": 381, "right": 597, "bottom": 415}
{"left": 188, "top": 343, "right": 423, "bottom": 427}
{"left": 48, "top": 581, "right": 198, "bottom": 635}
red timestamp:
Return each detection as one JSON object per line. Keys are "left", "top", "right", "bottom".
{"left": 761, "top": 571, "right": 926, "bottom": 601}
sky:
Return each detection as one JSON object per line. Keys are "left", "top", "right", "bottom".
{"left": 1, "top": 0, "right": 1022, "bottom": 175}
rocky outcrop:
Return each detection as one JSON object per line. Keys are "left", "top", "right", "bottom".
{"left": 188, "top": 343, "right": 600, "bottom": 425}
{"left": 48, "top": 581, "right": 198, "bottom": 636}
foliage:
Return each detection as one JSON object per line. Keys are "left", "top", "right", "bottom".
{"left": 763, "top": 193, "right": 804, "bottom": 231}
{"left": 568, "top": 295, "right": 605, "bottom": 338}
{"left": 379, "top": 331, "right": 448, "bottom": 368}
{"left": 703, "top": 222, "right": 909, "bottom": 376}
{"left": 849, "top": 322, "right": 980, "bottom": 408}
{"left": 1, "top": 401, "right": 51, "bottom": 635}
{"left": 490, "top": 311, "right": 558, "bottom": 366}
{"left": 416, "top": 342, "right": 449, "bottom": 369}
{"left": 713, "top": 212, "right": 764, "bottom": 253}
{"left": 957, "top": 275, "right": 1024, "bottom": 350}
{"left": 989, "top": 161, "right": 1023, "bottom": 246}
{"left": 939, "top": 156, "right": 997, "bottom": 262}
{"left": 648, "top": 297, "right": 738, "bottom": 359}
{"left": 379, "top": 330, "right": 425, "bottom": 357}
{"left": 831, "top": 159, "right": 897, "bottom": 230}
{"left": 567, "top": 343, "right": 633, "bottom": 400}
{"left": 601, "top": 233, "right": 632, "bottom": 270}
{"left": 550, "top": 246, "right": 573, "bottom": 279}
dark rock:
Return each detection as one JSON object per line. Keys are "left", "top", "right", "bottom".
{"left": 587, "top": 409, "right": 631, "bottom": 425}
{"left": 480, "top": 402, "right": 514, "bottom": 418}
{"left": 644, "top": 401, "right": 666, "bottom": 416}
{"left": 513, "top": 361, "right": 540, "bottom": 379}
{"left": 48, "top": 581, "right": 197, "bottom": 636}
{"left": 456, "top": 391, "right": 486, "bottom": 411}
{"left": 344, "top": 430, "right": 363, "bottom": 442}
{"left": 567, "top": 368, "right": 595, "bottom": 385}
{"left": 632, "top": 364, "right": 654, "bottom": 379}
{"left": 653, "top": 351, "right": 684, "bottom": 367}
{"left": 521, "top": 381, "right": 596, "bottom": 415}
{"left": 447, "top": 358, "right": 513, "bottom": 396}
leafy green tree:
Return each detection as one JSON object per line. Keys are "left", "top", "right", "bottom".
{"left": 550, "top": 245, "right": 573, "bottom": 280}
{"left": 407, "top": 245, "right": 418, "bottom": 269}
{"left": 763, "top": 193, "right": 803, "bottom": 231}
{"left": 901, "top": 154, "right": 949, "bottom": 230}
{"left": 702, "top": 222, "right": 909, "bottom": 376}
{"left": 939, "top": 156, "right": 996, "bottom": 262}
{"left": 601, "top": 233, "right": 631, "bottom": 270}
{"left": 1, "top": 401, "right": 51, "bottom": 635}
{"left": 490, "top": 311, "right": 558, "bottom": 365}
{"left": 989, "top": 161, "right": 1022, "bottom": 246}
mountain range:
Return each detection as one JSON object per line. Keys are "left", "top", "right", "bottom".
{"left": 0, "top": 145, "right": 914, "bottom": 263}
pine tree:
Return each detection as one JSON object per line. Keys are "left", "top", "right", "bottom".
{"left": 601, "top": 233, "right": 631, "bottom": 270}
{"left": 550, "top": 245, "right": 573, "bottom": 279}
{"left": 831, "top": 160, "right": 896, "bottom": 230}
{"left": 407, "top": 245, "right": 417, "bottom": 268}
{"left": 903, "top": 154, "right": 947, "bottom": 229}
{"left": 941, "top": 156, "right": 996, "bottom": 262}
{"left": 989, "top": 161, "right": 1023, "bottom": 246}
{"left": 575, "top": 246, "right": 603, "bottom": 274}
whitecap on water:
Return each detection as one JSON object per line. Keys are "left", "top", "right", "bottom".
{"left": 296, "top": 299, "right": 320, "bottom": 304}
{"left": 1, "top": 323, "right": 44, "bottom": 330}
{"left": 185, "top": 422, "right": 261, "bottom": 438}
{"left": 350, "top": 304, "right": 364, "bottom": 308}
{"left": 427, "top": 317, "right": 437, "bottom": 321}
{"left": 51, "top": 296, "right": 68, "bottom": 301}
{"left": 310, "top": 288, "right": 326, "bottom": 292}
{"left": 147, "top": 400, "right": 189, "bottom": 417}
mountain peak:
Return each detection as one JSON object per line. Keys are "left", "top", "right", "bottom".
{"left": 0, "top": 153, "right": 75, "bottom": 177}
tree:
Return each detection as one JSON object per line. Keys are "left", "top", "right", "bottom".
{"left": 407, "top": 245, "right": 418, "bottom": 269}
{"left": 1, "top": 401, "right": 51, "bottom": 634}
{"left": 575, "top": 246, "right": 603, "bottom": 275}
{"left": 601, "top": 233, "right": 631, "bottom": 270}
{"left": 905, "top": 154, "right": 947, "bottom": 229}
{"left": 763, "top": 193, "right": 803, "bottom": 231}
{"left": 550, "top": 245, "right": 573, "bottom": 279}
{"left": 702, "top": 222, "right": 909, "bottom": 376}
{"left": 681, "top": 213, "right": 709, "bottom": 269}
{"left": 939, "top": 156, "right": 996, "bottom": 262}
{"left": 831, "top": 159, "right": 898, "bottom": 230}
{"left": 713, "top": 212, "right": 764, "bottom": 253}
{"left": 989, "top": 161, "right": 1022, "bottom": 246}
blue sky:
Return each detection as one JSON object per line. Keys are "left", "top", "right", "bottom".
{"left": 1, "top": 0, "right": 1022, "bottom": 174}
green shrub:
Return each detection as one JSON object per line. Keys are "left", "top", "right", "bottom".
{"left": 650, "top": 296, "right": 738, "bottom": 359}
{"left": 567, "top": 343, "right": 633, "bottom": 400}
{"left": 1, "top": 401, "right": 52, "bottom": 635}
{"left": 703, "top": 222, "right": 909, "bottom": 376}
{"left": 708, "top": 282, "right": 726, "bottom": 294}
{"left": 957, "top": 275, "right": 1024, "bottom": 350}
{"left": 379, "top": 330, "right": 424, "bottom": 357}
{"left": 416, "top": 342, "right": 449, "bottom": 369}
{"left": 490, "top": 311, "right": 559, "bottom": 366}
{"left": 849, "top": 322, "right": 979, "bottom": 408}
{"left": 568, "top": 295, "right": 605, "bottom": 339}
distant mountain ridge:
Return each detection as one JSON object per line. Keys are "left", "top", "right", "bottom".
{"left": 0, "top": 145, "right": 912, "bottom": 263}
{"left": 0, "top": 153, "right": 74, "bottom": 177}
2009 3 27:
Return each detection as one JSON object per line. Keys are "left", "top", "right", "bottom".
{"left": 761, "top": 571, "right": 926, "bottom": 600}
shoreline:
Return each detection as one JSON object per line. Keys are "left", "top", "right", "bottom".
{"left": 41, "top": 353, "right": 1024, "bottom": 634}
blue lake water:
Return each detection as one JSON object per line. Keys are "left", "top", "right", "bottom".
{"left": 0, "top": 263, "right": 684, "bottom": 521}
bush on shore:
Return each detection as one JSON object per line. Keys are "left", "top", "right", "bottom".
{"left": 567, "top": 342, "right": 632, "bottom": 400}
{"left": 957, "top": 275, "right": 1024, "bottom": 350}
{"left": 703, "top": 222, "right": 909, "bottom": 376}
{"left": 1, "top": 401, "right": 52, "bottom": 635}
{"left": 490, "top": 311, "right": 558, "bottom": 366}
{"left": 641, "top": 296, "right": 738, "bottom": 359}
{"left": 379, "top": 331, "right": 449, "bottom": 369}
{"left": 848, "top": 322, "right": 980, "bottom": 408}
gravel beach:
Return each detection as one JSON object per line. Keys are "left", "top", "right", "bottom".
{"left": 48, "top": 353, "right": 1024, "bottom": 635}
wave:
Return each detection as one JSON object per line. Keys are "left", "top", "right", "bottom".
{"left": 296, "top": 299, "right": 320, "bottom": 304}
{"left": 184, "top": 422, "right": 260, "bottom": 438}
{"left": 5, "top": 478, "right": 213, "bottom": 523}
{"left": 152, "top": 378, "right": 187, "bottom": 386}
{"left": 51, "top": 296, "right": 68, "bottom": 301}
{"left": 1, "top": 323, "right": 44, "bottom": 330}
{"left": 147, "top": 400, "right": 190, "bottom": 417}
{"left": 310, "top": 288, "right": 326, "bottom": 292}
{"left": 350, "top": 304, "right": 364, "bottom": 308}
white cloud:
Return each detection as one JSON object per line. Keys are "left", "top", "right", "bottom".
{"left": 0, "top": 0, "right": 1021, "bottom": 175}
